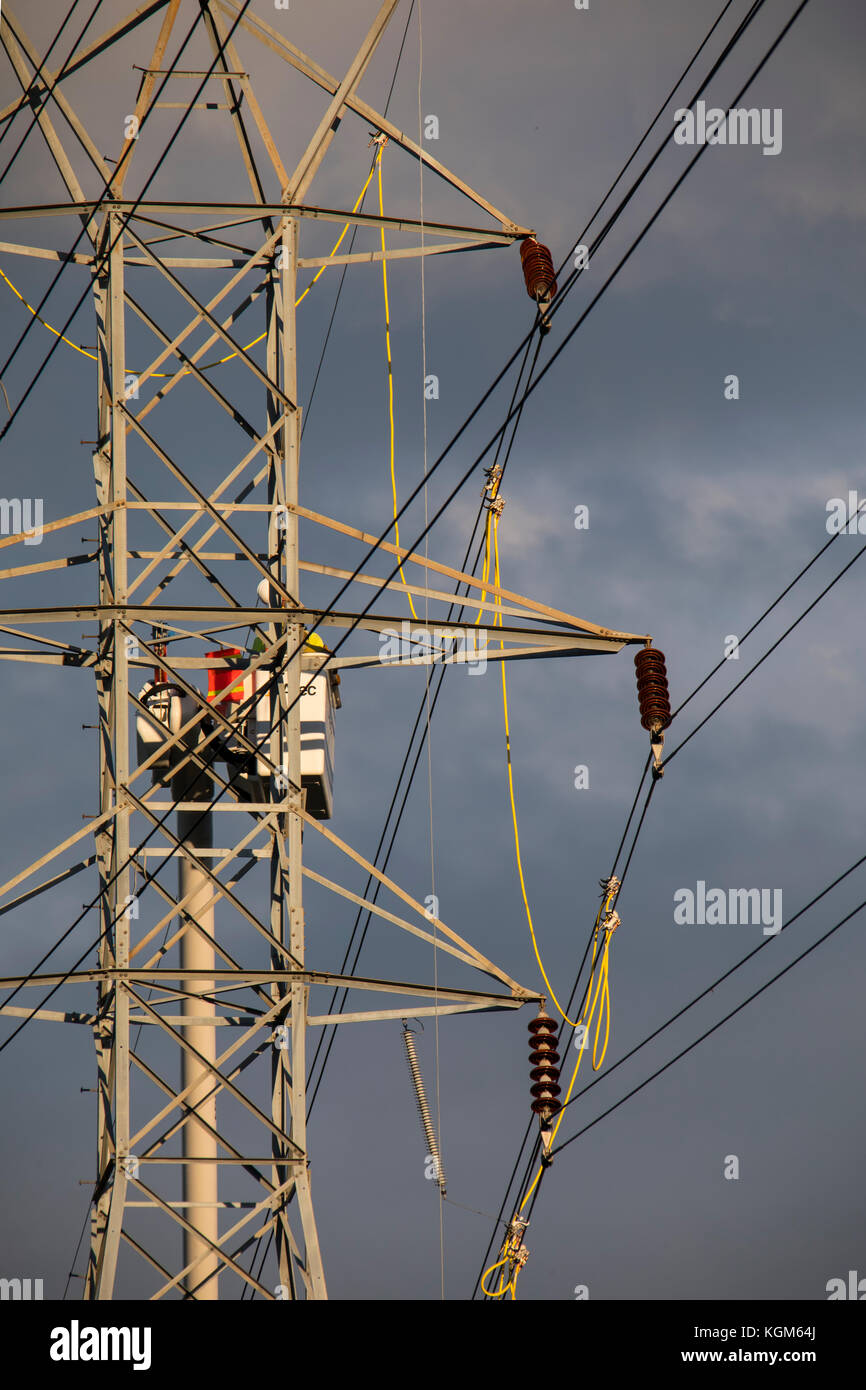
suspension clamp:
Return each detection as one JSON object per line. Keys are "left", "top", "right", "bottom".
{"left": 650, "top": 726, "right": 665, "bottom": 779}
{"left": 601, "top": 909, "right": 620, "bottom": 938}
{"left": 481, "top": 463, "right": 503, "bottom": 506}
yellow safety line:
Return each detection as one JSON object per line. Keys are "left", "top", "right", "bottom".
{"left": 482, "top": 910, "right": 615, "bottom": 1299}
{"left": 474, "top": 509, "right": 493, "bottom": 625}
{"left": 493, "top": 512, "right": 577, "bottom": 1026}
{"left": 0, "top": 265, "right": 98, "bottom": 361}
{"left": 482, "top": 511, "right": 619, "bottom": 1297}
{"left": 0, "top": 159, "right": 380, "bottom": 380}
{"left": 377, "top": 147, "right": 418, "bottom": 620}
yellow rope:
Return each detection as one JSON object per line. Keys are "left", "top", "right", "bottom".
{"left": 377, "top": 146, "right": 418, "bottom": 619}
{"left": 0, "top": 265, "right": 98, "bottom": 361}
{"left": 484, "top": 510, "right": 619, "bottom": 1297}
{"left": 508, "top": 900, "right": 615, "bottom": 1244}
{"left": 0, "top": 158, "right": 380, "bottom": 379}
{"left": 480, "top": 1254, "right": 510, "bottom": 1297}
{"left": 482, "top": 910, "right": 615, "bottom": 1299}
{"left": 493, "top": 512, "right": 577, "bottom": 1026}
{"left": 474, "top": 509, "right": 493, "bottom": 625}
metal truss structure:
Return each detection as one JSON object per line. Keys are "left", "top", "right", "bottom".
{"left": 0, "top": 0, "right": 647, "bottom": 1298}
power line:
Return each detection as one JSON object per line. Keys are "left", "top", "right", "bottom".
{"left": 2, "top": 0, "right": 789, "bottom": 820}
{"left": 472, "top": 757, "right": 651, "bottom": 1297}
{"left": 302, "top": 0, "right": 415, "bottom": 442}
{"left": 543, "top": 0, "right": 768, "bottom": 308}
{"left": 298, "top": 0, "right": 815, "bottom": 748}
{"left": 0, "top": 0, "right": 826, "bottom": 1302}
{"left": 1, "top": 7, "right": 534, "bottom": 1053}
{"left": 672, "top": 507, "right": 866, "bottom": 724}
{"left": 551, "top": 891, "right": 866, "bottom": 1158}
{"left": 476, "top": 827, "right": 866, "bottom": 1293}
{"left": 468, "top": 0, "right": 815, "bottom": 533}
{"left": 292, "top": 0, "right": 819, "bottom": 743}
{"left": 306, "top": 332, "right": 542, "bottom": 1110}
{"left": 475, "top": 517, "right": 862, "bottom": 1288}
{"left": 236, "top": 3, "right": 421, "bottom": 1300}
{"left": 0, "top": 327, "right": 544, "bottom": 1108}
{"left": 472, "top": 0, "right": 819, "bottom": 1292}
{"left": 0, "top": 0, "right": 813, "bottom": 1155}
{"left": 555, "top": 849, "right": 866, "bottom": 1126}
{"left": 92, "top": 0, "right": 796, "bottom": 1009}
{"left": 1, "top": 0, "right": 814, "bottom": 1079}
{"left": 474, "top": 477, "right": 861, "bottom": 1291}
{"left": 2, "top": 0, "right": 798, "bottom": 669}
{"left": 5, "top": 0, "right": 778, "bottom": 1159}
{"left": 0, "top": 0, "right": 101, "bottom": 173}
{"left": 0, "top": 6, "right": 477, "bottom": 1071}
{"left": 0, "top": 0, "right": 252, "bottom": 438}
{"left": 665, "top": 532, "right": 866, "bottom": 765}
{"left": 62, "top": 1193, "right": 93, "bottom": 1300}
{"left": 478, "top": 10, "right": 859, "bottom": 1236}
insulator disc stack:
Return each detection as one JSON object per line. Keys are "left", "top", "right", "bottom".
{"left": 520, "top": 238, "right": 558, "bottom": 302}
{"left": 634, "top": 646, "right": 672, "bottom": 732}
{"left": 528, "top": 1010, "right": 561, "bottom": 1119}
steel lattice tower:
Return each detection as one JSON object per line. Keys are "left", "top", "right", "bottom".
{"left": 0, "top": 0, "right": 647, "bottom": 1298}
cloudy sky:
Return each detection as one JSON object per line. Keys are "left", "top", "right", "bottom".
{"left": 1, "top": 0, "right": 864, "bottom": 1301}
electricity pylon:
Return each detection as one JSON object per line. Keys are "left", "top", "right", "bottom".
{"left": 0, "top": 0, "right": 648, "bottom": 1298}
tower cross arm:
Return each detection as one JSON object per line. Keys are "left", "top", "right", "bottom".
{"left": 215, "top": 0, "right": 532, "bottom": 235}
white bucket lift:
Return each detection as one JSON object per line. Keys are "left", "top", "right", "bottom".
{"left": 135, "top": 631, "right": 340, "bottom": 820}
{"left": 240, "top": 644, "right": 338, "bottom": 819}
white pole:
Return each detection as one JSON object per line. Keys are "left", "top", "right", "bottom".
{"left": 174, "top": 752, "right": 219, "bottom": 1299}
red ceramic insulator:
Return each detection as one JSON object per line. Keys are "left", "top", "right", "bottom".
{"left": 520, "top": 238, "right": 558, "bottom": 301}
{"left": 529, "top": 1045, "right": 560, "bottom": 1064}
{"left": 634, "top": 647, "right": 672, "bottom": 731}
{"left": 530, "top": 1064, "right": 560, "bottom": 1083}
{"left": 529, "top": 1010, "right": 561, "bottom": 1117}
{"left": 532, "top": 1094, "right": 562, "bottom": 1116}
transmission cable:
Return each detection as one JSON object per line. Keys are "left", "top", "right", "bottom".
{"left": 665, "top": 532, "right": 866, "bottom": 766}
{"left": 0, "top": 0, "right": 254, "bottom": 439}
{"left": 475, "top": 458, "right": 859, "bottom": 1292}
{"left": 0, "top": 0, "right": 101, "bottom": 176}
{"left": 552, "top": 891, "right": 866, "bottom": 1159}
{"left": 480, "top": 523, "right": 861, "bottom": 1284}
{"left": 0, "top": 0, "right": 815, "bottom": 1064}
{"left": 240, "top": 0, "right": 420, "bottom": 1304}
{"left": 556, "top": 847, "right": 866, "bottom": 1134}
{"left": 0, "top": 0, "right": 811, "bottom": 1085}
{"left": 306, "top": 330, "right": 542, "bottom": 1110}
